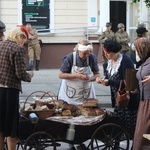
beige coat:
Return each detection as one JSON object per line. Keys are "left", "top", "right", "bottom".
{"left": 99, "top": 30, "right": 115, "bottom": 63}
{"left": 99, "top": 30, "right": 115, "bottom": 44}
{"left": 115, "top": 31, "right": 130, "bottom": 54}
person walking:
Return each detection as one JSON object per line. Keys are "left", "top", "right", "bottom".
{"left": 26, "top": 23, "right": 41, "bottom": 71}
{"left": 0, "top": 26, "right": 34, "bottom": 150}
{"left": 96, "top": 40, "right": 138, "bottom": 140}
{"left": 99, "top": 22, "right": 115, "bottom": 76}
{"left": 0, "top": 20, "right": 6, "bottom": 41}
{"left": 115, "top": 23, "right": 130, "bottom": 55}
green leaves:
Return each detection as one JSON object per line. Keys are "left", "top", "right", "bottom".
{"left": 132, "top": 0, "right": 150, "bottom": 8}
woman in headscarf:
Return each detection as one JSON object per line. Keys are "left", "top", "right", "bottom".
{"left": 58, "top": 38, "right": 100, "bottom": 105}
{"left": 133, "top": 37, "right": 150, "bottom": 150}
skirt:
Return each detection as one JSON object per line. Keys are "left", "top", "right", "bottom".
{"left": 114, "top": 107, "right": 138, "bottom": 140}
{"left": 0, "top": 87, "right": 19, "bottom": 138}
{"left": 133, "top": 100, "right": 150, "bottom": 150}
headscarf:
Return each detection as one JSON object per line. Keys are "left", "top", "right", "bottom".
{"left": 78, "top": 44, "right": 93, "bottom": 51}
{"left": 134, "top": 37, "right": 150, "bottom": 62}
{"left": 74, "top": 38, "right": 93, "bottom": 52}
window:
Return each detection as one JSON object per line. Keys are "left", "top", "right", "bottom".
{"left": 18, "top": 0, "right": 54, "bottom": 32}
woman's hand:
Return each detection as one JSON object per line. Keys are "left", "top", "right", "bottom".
{"left": 96, "top": 77, "right": 108, "bottom": 86}
{"left": 28, "top": 71, "right": 34, "bottom": 78}
{"left": 101, "top": 79, "right": 109, "bottom": 86}
{"left": 76, "top": 73, "right": 89, "bottom": 80}
{"left": 96, "top": 77, "right": 104, "bottom": 84}
{"left": 142, "top": 76, "right": 150, "bottom": 84}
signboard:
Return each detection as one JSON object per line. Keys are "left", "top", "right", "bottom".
{"left": 22, "top": 0, "right": 50, "bottom": 31}
{"left": 91, "top": 17, "right": 96, "bottom": 22}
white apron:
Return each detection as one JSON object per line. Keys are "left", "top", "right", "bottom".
{"left": 58, "top": 52, "right": 96, "bottom": 105}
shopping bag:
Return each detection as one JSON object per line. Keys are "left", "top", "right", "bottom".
{"left": 125, "top": 68, "right": 138, "bottom": 91}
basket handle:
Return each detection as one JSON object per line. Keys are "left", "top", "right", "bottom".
{"left": 40, "top": 90, "right": 56, "bottom": 99}
{"left": 22, "top": 91, "right": 53, "bottom": 111}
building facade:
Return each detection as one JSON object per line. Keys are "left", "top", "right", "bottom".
{"left": 0, "top": 0, "right": 149, "bottom": 68}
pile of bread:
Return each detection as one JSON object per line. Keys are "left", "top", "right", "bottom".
{"left": 54, "top": 99, "right": 105, "bottom": 117}
{"left": 23, "top": 98, "right": 105, "bottom": 117}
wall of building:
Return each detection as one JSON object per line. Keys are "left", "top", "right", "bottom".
{"left": 0, "top": 0, "right": 18, "bottom": 29}
{"left": 0, "top": 0, "right": 92, "bottom": 43}
{"left": 25, "top": 42, "right": 101, "bottom": 69}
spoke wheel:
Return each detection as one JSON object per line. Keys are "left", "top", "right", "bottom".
{"left": 91, "top": 123, "right": 130, "bottom": 150}
{"left": 23, "top": 132, "right": 56, "bottom": 150}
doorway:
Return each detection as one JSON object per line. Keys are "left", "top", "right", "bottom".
{"left": 110, "top": 1, "right": 126, "bottom": 32}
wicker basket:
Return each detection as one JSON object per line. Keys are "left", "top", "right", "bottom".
{"left": 21, "top": 91, "right": 56, "bottom": 119}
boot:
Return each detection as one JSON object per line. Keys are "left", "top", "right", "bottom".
{"left": 36, "top": 60, "right": 40, "bottom": 71}
{"left": 27, "top": 60, "right": 34, "bottom": 71}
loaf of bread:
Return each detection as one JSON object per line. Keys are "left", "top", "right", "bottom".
{"left": 62, "top": 110, "right": 72, "bottom": 116}
{"left": 62, "top": 104, "right": 78, "bottom": 111}
{"left": 62, "top": 104, "right": 81, "bottom": 117}
{"left": 78, "top": 106, "right": 96, "bottom": 116}
{"left": 95, "top": 108, "right": 105, "bottom": 116}
{"left": 82, "top": 99, "right": 99, "bottom": 108}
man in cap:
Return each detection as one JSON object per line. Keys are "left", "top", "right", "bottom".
{"left": 115, "top": 23, "right": 130, "bottom": 55}
{"left": 99, "top": 22, "right": 115, "bottom": 76}
{"left": 0, "top": 20, "right": 6, "bottom": 41}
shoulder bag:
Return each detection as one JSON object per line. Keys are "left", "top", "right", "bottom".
{"left": 116, "top": 80, "right": 130, "bottom": 108}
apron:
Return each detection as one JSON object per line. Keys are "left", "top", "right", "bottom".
{"left": 58, "top": 52, "right": 96, "bottom": 105}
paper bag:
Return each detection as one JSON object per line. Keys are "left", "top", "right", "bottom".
{"left": 125, "top": 68, "right": 138, "bottom": 91}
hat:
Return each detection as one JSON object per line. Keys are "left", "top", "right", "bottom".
{"left": 106, "top": 22, "right": 112, "bottom": 27}
{"left": 103, "top": 40, "right": 122, "bottom": 53}
{"left": 117, "top": 23, "right": 125, "bottom": 29}
{"left": 0, "top": 20, "right": 6, "bottom": 32}
{"left": 19, "top": 25, "right": 29, "bottom": 39}
{"left": 136, "top": 27, "right": 148, "bottom": 35}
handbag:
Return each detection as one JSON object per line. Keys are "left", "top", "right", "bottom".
{"left": 116, "top": 80, "right": 130, "bottom": 108}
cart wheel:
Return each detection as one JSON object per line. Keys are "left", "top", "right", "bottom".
{"left": 90, "top": 123, "right": 130, "bottom": 150}
{"left": 23, "top": 132, "right": 56, "bottom": 150}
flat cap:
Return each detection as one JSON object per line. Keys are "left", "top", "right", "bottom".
{"left": 106, "top": 22, "right": 112, "bottom": 27}
{"left": 0, "top": 20, "right": 6, "bottom": 32}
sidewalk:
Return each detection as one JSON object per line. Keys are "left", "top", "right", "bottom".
{"left": 20, "top": 66, "right": 111, "bottom": 108}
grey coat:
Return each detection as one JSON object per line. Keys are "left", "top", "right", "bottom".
{"left": 136, "top": 57, "right": 150, "bottom": 100}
